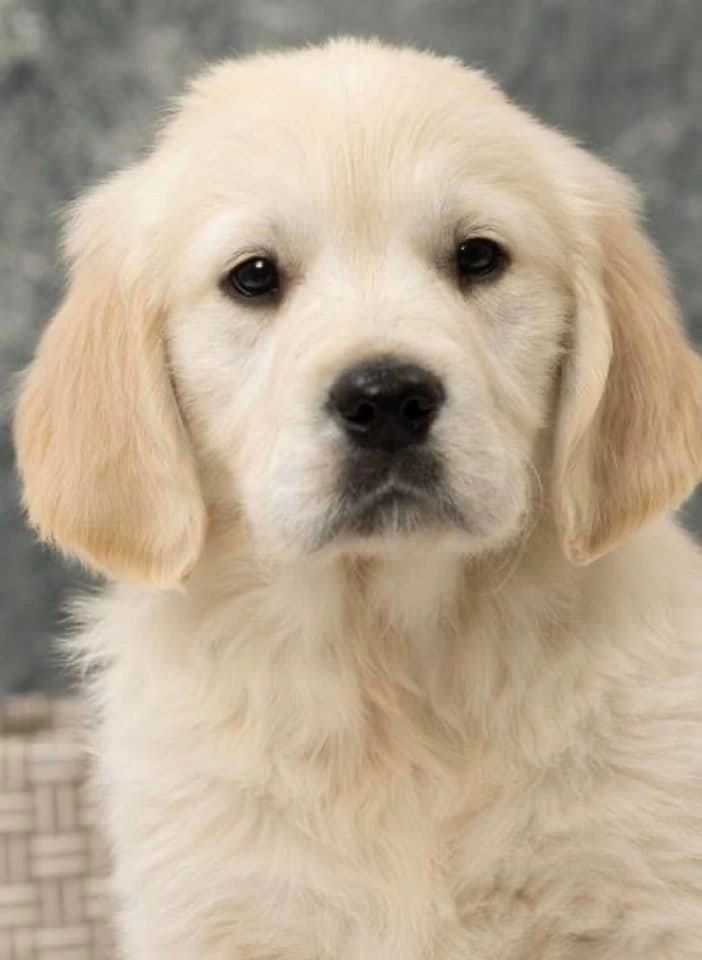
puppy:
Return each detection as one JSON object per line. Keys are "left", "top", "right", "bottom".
{"left": 14, "top": 38, "right": 702, "bottom": 960}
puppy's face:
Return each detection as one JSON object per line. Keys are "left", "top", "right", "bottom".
{"left": 165, "top": 50, "right": 570, "bottom": 559}
{"left": 15, "top": 41, "right": 702, "bottom": 583}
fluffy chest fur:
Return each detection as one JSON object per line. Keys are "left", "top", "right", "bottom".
{"left": 76, "top": 523, "right": 702, "bottom": 960}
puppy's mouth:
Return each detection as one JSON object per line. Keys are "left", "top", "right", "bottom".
{"left": 318, "top": 448, "right": 468, "bottom": 545}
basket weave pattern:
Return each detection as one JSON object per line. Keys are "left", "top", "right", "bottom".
{"left": 0, "top": 698, "right": 113, "bottom": 960}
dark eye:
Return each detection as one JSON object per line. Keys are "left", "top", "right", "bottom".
{"left": 225, "top": 256, "right": 280, "bottom": 299}
{"left": 456, "top": 237, "right": 506, "bottom": 281}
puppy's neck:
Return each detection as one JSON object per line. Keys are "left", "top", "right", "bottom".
{"left": 190, "top": 515, "right": 583, "bottom": 716}
{"left": 89, "top": 515, "right": 622, "bottom": 806}
{"left": 201, "top": 503, "right": 575, "bottom": 629}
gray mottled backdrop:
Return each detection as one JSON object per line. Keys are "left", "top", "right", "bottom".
{"left": 2, "top": 0, "right": 701, "bottom": 692}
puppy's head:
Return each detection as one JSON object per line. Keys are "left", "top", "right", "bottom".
{"left": 14, "top": 40, "right": 702, "bottom": 583}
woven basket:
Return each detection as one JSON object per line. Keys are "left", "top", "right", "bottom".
{"left": 0, "top": 697, "right": 113, "bottom": 960}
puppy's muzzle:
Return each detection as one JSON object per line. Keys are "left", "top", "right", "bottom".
{"left": 318, "top": 356, "right": 457, "bottom": 543}
{"left": 328, "top": 357, "right": 445, "bottom": 453}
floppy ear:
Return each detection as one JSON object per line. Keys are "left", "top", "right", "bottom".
{"left": 555, "top": 166, "right": 702, "bottom": 564}
{"left": 14, "top": 172, "right": 206, "bottom": 585}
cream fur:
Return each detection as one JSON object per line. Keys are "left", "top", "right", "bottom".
{"left": 14, "top": 39, "right": 702, "bottom": 959}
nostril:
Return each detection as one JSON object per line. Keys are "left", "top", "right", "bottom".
{"left": 400, "top": 394, "right": 437, "bottom": 425}
{"left": 344, "top": 399, "right": 378, "bottom": 431}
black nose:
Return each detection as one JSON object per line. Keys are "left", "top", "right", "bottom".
{"left": 328, "top": 358, "right": 445, "bottom": 452}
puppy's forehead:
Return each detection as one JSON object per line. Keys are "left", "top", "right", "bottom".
{"left": 155, "top": 40, "right": 567, "bottom": 283}
{"left": 166, "top": 42, "right": 541, "bottom": 211}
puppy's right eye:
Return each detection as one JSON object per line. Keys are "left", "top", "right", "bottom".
{"left": 224, "top": 256, "right": 280, "bottom": 300}
{"left": 456, "top": 238, "right": 506, "bottom": 281}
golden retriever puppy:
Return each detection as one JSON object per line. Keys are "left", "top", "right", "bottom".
{"left": 14, "top": 38, "right": 702, "bottom": 960}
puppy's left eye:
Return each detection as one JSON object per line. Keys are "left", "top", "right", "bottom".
{"left": 456, "top": 238, "right": 506, "bottom": 281}
{"left": 225, "top": 256, "right": 280, "bottom": 300}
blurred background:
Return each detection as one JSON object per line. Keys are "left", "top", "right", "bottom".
{"left": 2, "top": 0, "right": 701, "bottom": 692}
